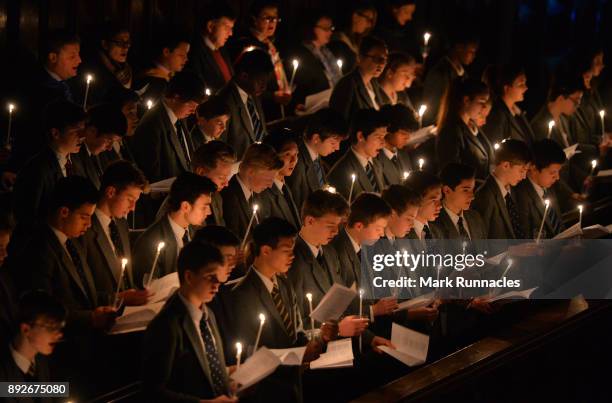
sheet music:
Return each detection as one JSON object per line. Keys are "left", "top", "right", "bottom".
{"left": 489, "top": 287, "right": 538, "bottom": 302}
{"left": 296, "top": 89, "right": 333, "bottom": 115}
{"left": 553, "top": 222, "right": 582, "bottom": 239}
{"left": 150, "top": 177, "right": 176, "bottom": 194}
{"left": 596, "top": 168, "right": 612, "bottom": 177}
{"left": 310, "top": 283, "right": 357, "bottom": 322}
{"left": 309, "top": 338, "right": 354, "bottom": 369}
{"left": 269, "top": 346, "right": 307, "bottom": 366}
{"left": 109, "top": 301, "right": 165, "bottom": 334}
{"left": 394, "top": 292, "right": 435, "bottom": 312}
{"left": 231, "top": 347, "right": 281, "bottom": 391}
{"left": 379, "top": 323, "right": 429, "bottom": 367}
{"left": 147, "top": 272, "right": 179, "bottom": 303}
{"left": 485, "top": 251, "right": 508, "bottom": 265}
{"left": 563, "top": 144, "right": 579, "bottom": 159}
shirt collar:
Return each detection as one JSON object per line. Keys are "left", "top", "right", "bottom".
{"left": 45, "top": 68, "right": 62, "bottom": 82}
{"left": 95, "top": 209, "right": 112, "bottom": 230}
{"left": 50, "top": 225, "right": 68, "bottom": 247}
{"left": 178, "top": 291, "right": 204, "bottom": 323}
{"left": 446, "top": 56, "right": 465, "bottom": 77}
{"left": 204, "top": 35, "right": 217, "bottom": 51}
{"left": 168, "top": 215, "right": 187, "bottom": 242}
{"left": 235, "top": 173, "right": 253, "bottom": 202}
{"left": 381, "top": 147, "right": 396, "bottom": 160}
{"left": 492, "top": 173, "right": 510, "bottom": 199}
{"left": 300, "top": 235, "right": 321, "bottom": 258}
{"left": 9, "top": 344, "right": 33, "bottom": 375}
{"left": 55, "top": 150, "right": 68, "bottom": 168}
{"left": 253, "top": 266, "right": 277, "bottom": 294}
{"left": 412, "top": 219, "right": 427, "bottom": 240}
{"left": 345, "top": 229, "right": 361, "bottom": 254}
{"left": 351, "top": 147, "right": 370, "bottom": 169}
{"left": 235, "top": 83, "right": 250, "bottom": 106}
{"left": 304, "top": 141, "right": 319, "bottom": 162}
{"left": 528, "top": 177, "right": 545, "bottom": 200}
{"left": 162, "top": 100, "right": 178, "bottom": 126}
{"left": 443, "top": 204, "right": 464, "bottom": 226}
{"left": 273, "top": 178, "right": 284, "bottom": 191}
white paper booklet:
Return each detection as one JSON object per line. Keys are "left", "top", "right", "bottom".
{"left": 489, "top": 287, "right": 538, "bottom": 303}
{"left": 310, "top": 338, "right": 354, "bottom": 369}
{"left": 231, "top": 347, "right": 281, "bottom": 391}
{"left": 563, "top": 144, "right": 580, "bottom": 159}
{"left": 150, "top": 177, "right": 176, "bottom": 194}
{"left": 406, "top": 125, "right": 435, "bottom": 146}
{"left": 310, "top": 283, "right": 357, "bottom": 322}
{"left": 147, "top": 272, "right": 179, "bottom": 303}
{"left": 553, "top": 222, "right": 582, "bottom": 239}
{"left": 269, "top": 346, "right": 307, "bottom": 366}
{"left": 379, "top": 323, "right": 429, "bottom": 367}
{"left": 296, "top": 89, "right": 332, "bottom": 115}
{"left": 110, "top": 301, "right": 165, "bottom": 334}
{"left": 394, "top": 292, "right": 435, "bottom": 312}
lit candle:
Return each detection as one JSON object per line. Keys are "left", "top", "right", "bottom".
{"left": 253, "top": 313, "right": 266, "bottom": 354}
{"left": 590, "top": 159, "right": 597, "bottom": 175}
{"left": 348, "top": 173, "right": 356, "bottom": 204}
{"left": 205, "top": 88, "right": 211, "bottom": 97}
{"left": 306, "top": 293, "right": 315, "bottom": 337}
{"left": 418, "top": 158, "right": 425, "bottom": 171}
{"left": 422, "top": 32, "right": 432, "bottom": 62}
{"left": 5, "top": 103, "right": 15, "bottom": 148}
{"left": 326, "top": 185, "right": 336, "bottom": 194}
{"left": 289, "top": 59, "right": 299, "bottom": 90}
{"left": 493, "top": 143, "right": 500, "bottom": 150}
{"left": 337, "top": 59, "right": 343, "bottom": 71}
{"left": 536, "top": 199, "right": 550, "bottom": 243}
{"left": 578, "top": 204, "right": 583, "bottom": 228}
{"left": 83, "top": 74, "right": 94, "bottom": 110}
{"left": 403, "top": 171, "right": 410, "bottom": 180}
{"left": 547, "top": 120, "right": 555, "bottom": 139}
{"left": 358, "top": 289, "right": 364, "bottom": 353}
{"left": 600, "top": 110, "right": 605, "bottom": 136}
{"left": 114, "top": 258, "right": 128, "bottom": 308}
{"left": 146, "top": 99, "right": 153, "bottom": 110}
{"left": 146, "top": 241, "right": 166, "bottom": 288}
{"left": 241, "top": 204, "right": 260, "bottom": 250}
{"left": 418, "top": 104, "right": 427, "bottom": 129}
{"left": 424, "top": 32, "right": 431, "bottom": 47}
{"left": 235, "top": 342, "right": 243, "bottom": 370}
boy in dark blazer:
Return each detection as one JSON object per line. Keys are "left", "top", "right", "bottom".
{"left": 83, "top": 160, "right": 149, "bottom": 306}
{"left": 129, "top": 71, "right": 206, "bottom": 182}
{"left": 472, "top": 139, "right": 532, "bottom": 240}
{"left": 133, "top": 172, "right": 216, "bottom": 285}
{"left": 192, "top": 96, "right": 231, "bottom": 149}
{"left": 327, "top": 109, "right": 387, "bottom": 201}
{"left": 217, "top": 49, "right": 274, "bottom": 159}
{"left": 286, "top": 108, "right": 348, "bottom": 209}
{"left": 221, "top": 143, "right": 283, "bottom": 240}
{"left": 404, "top": 171, "right": 444, "bottom": 240}
{"left": 376, "top": 104, "right": 418, "bottom": 186}
{"left": 515, "top": 140, "right": 567, "bottom": 239}
{"left": 141, "top": 242, "right": 236, "bottom": 402}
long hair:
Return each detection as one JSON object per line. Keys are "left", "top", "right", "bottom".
{"left": 436, "top": 78, "right": 489, "bottom": 132}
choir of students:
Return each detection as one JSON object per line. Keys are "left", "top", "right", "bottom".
{"left": 0, "top": 0, "right": 610, "bottom": 402}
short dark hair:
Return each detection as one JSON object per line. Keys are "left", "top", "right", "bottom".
{"left": 348, "top": 193, "right": 392, "bottom": 227}
{"left": 494, "top": 139, "right": 532, "bottom": 165}
{"left": 87, "top": 103, "right": 128, "bottom": 137}
{"left": 381, "top": 52, "right": 415, "bottom": 78}
{"left": 532, "top": 139, "right": 567, "bottom": 171}
{"left": 49, "top": 176, "right": 98, "bottom": 215}
{"left": 234, "top": 48, "right": 275, "bottom": 77}
{"left": 252, "top": 217, "right": 297, "bottom": 257}
{"left": 240, "top": 143, "right": 284, "bottom": 171}
{"left": 301, "top": 189, "right": 349, "bottom": 221}
{"left": 43, "top": 100, "right": 87, "bottom": 135}
{"left": 440, "top": 163, "right": 476, "bottom": 190}
{"left": 193, "top": 225, "right": 240, "bottom": 248}
{"left": 302, "top": 9, "right": 333, "bottom": 42}
{"left": 167, "top": 172, "right": 217, "bottom": 212}
{"left": 177, "top": 242, "right": 224, "bottom": 284}
{"left": 100, "top": 160, "right": 148, "bottom": 196}
{"left": 350, "top": 108, "right": 387, "bottom": 144}
{"left": 381, "top": 185, "right": 421, "bottom": 215}
{"left": 248, "top": 0, "right": 280, "bottom": 19}
{"left": 262, "top": 128, "right": 298, "bottom": 153}
{"left": 100, "top": 21, "right": 129, "bottom": 41}
{"left": 196, "top": 96, "right": 230, "bottom": 120}
{"left": 381, "top": 104, "right": 419, "bottom": 133}
{"left": 483, "top": 63, "right": 526, "bottom": 99}
{"left": 151, "top": 28, "right": 190, "bottom": 59}
{"left": 304, "top": 108, "right": 349, "bottom": 141}
{"left": 192, "top": 141, "right": 236, "bottom": 171}
{"left": 404, "top": 171, "right": 442, "bottom": 198}
{"left": 105, "top": 87, "right": 140, "bottom": 107}
{"left": 17, "top": 290, "right": 66, "bottom": 326}
{"left": 548, "top": 71, "right": 585, "bottom": 102}
{"left": 166, "top": 70, "right": 206, "bottom": 103}
{"left": 44, "top": 30, "right": 80, "bottom": 56}
{"left": 358, "top": 35, "right": 387, "bottom": 57}
{"left": 202, "top": 3, "right": 237, "bottom": 23}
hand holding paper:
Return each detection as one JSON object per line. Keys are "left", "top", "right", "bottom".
{"left": 230, "top": 347, "right": 281, "bottom": 391}
{"left": 379, "top": 323, "right": 429, "bottom": 367}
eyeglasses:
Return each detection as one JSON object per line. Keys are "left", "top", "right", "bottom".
{"left": 31, "top": 321, "right": 65, "bottom": 333}
{"left": 315, "top": 25, "right": 335, "bottom": 32}
{"left": 108, "top": 39, "right": 131, "bottom": 49}
{"left": 365, "top": 54, "right": 388, "bottom": 64}
{"left": 259, "top": 16, "right": 281, "bottom": 23}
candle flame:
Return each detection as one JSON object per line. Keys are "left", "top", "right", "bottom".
{"left": 8, "top": 103, "right": 15, "bottom": 113}
{"left": 253, "top": 204, "right": 259, "bottom": 213}
{"left": 418, "top": 158, "right": 425, "bottom": 169}
{"left": 306, "top": 293, "right": 312, "bottom": 302}
{"left": 86, "top": 74, "right": 93, "bottom": 84}
{"left": 259, "top": 313, "right": 266, "bottom": 323}
{"left": 493, "top": 143, "right": 500, "bottom": 150}
{"left": 403, "top": 171, "right": 410, "bottom": 179}
{"left": 157, "top": 241, "right": 166, "bottom": 252}
{"left": 507, "top": 258, "right": 513, "bottom": 268}
{"left": 236, "top": 342, "right": 242, "bottom": 353}
{"left": 359, "top": 289, "right": 364, "bottom": 297}
{"left": 591, "top": 159, "right": 597, "bottom": 169}
{"left": 548, "top": 120, "right": 555, "bottom": 130}
{"left": 292, "top": 59, "right": 299, "bottom": 69}
{"left": 544, "top": 198, "right": 550, "bottom": 207}
{"left": 146, "top": 99, "right": 153, "bottom": 110}
{"left": 600, "top": 110, "right": 605, "bottom": 118}
{"left": 326, "top": 186, "right": 336, "bottom": 194}
{"left": 578, "top": 204, "right": 583, "bottom": 213}
{"left": 121, "top": 258, "right": 128, "bottom": 269}
{"left": 424, "top": 32, "right": 431, "bottom": 45}
{"left": 205, "top": 88, "right": 211, "bottom": 96}
{"left": 337, "top": 59, "right": 343, "bottom": 69}
{"left": 418, "top": 104, "right": 427, "bottom": 117}
{"left": 351, "top": 173, "right": 356, "bottom": 181}
{"left": 244, "top": 46, "right": 256, "bottom": 53}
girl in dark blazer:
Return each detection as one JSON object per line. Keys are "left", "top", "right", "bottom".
{"left": 436, "top": 78, "right": 494, "bottom": 181}
{"left": 377, "top": 52, "right": 419, "bottom": 117}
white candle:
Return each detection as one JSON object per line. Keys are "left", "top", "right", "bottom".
{"left": 289, "top": 59, "right": 299, "bottom": 90}
{"left": 547, "top": 120, "right": 555, "bottom": 139}
{"left": 114, "top": 258, "right": 128, "bottom": 308}
{"left": 418, "top": 158, "right": 425, "bottom": 171}
{"left": 306, "top": 293, "right": 314, "bottom": 336}
{"left": 418, "top": 104, "right": 427, "bottom": 129}
{"left": 337, "top": 59, "right": 343, "bottom": 71}
{"left": 83, "top": 74, "right": 93, "bottom": 110}
{"left": 253, "top": 313, "right": 265, "bottom": 354}
{"left": 146, "top": 241, "right": 166, "bottom": 288}
{"left": 590, "top": 159, "right": 597, "bottom": 175}
{"left": 235, "top": 342, "right": 243, "bottom": 369}
{"left": 358, "top": 289, "right": 364, "bottom": 353}
{"left": 6, "top": 103, "right": 15, "bottom": 148}
{"left": 325, "top": 185, "right": 336, "bottom": 194}
{"left": 600, "top": 110, "right": 605, "bottom": 136}
{"left": 536, "top": 199, "right": 550, "bottom": 243}
{"left": 146, "top": 99, "right": 153, "bottom": 110}
{"left": 424, "top": 32, "right": 431, "bottom": 47}
{"left": 422, "top": 32, "right": 432, "bottom": 62}
{"left": 348, "top": 173, "right": 356, "bottom": 204}
{"left": 578, "top": 204, "right": 583, "bottom": 228}
{"left": 241, "top": 204, "right": 259, "bottom": 250}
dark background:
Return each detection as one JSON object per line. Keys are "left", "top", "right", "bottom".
{"left": 0, "top": 0, "right": 610, "bottom": 117}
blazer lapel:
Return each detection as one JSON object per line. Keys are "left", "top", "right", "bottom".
{"left": 251, "top": 270, "right": 286, "bottom": 336}
{"left": 163, "top": 110, "right": 190, "bottom": 172}
{"left": 354, "top": 73, "right": 375, "bottom": 109}
{"left": 232, "top": 84, "right": 256, "bottom": 142}
{"left": 491, "top": 180, "right": 515, "bottom": 237}
{"left": 439, "top": 209, "right": 460, "bottom": 238}
{"left": 298, "top": 239, "right": 331, "bottom": 294}
{"left": 181, "top": 313, "right": 214, "bottom": 387}
{"left": 341, "top": 230, "right": 360, "bottom": 288}
{"left": 348, "top": 153, "right": 373, "bottom": 192}
{"left": 93, "top": 216, "right": 122, "bottom": 284}
{"left": 161, "top": 217, "right": 178, "bottom": 276}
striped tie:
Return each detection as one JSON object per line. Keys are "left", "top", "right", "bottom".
{"left": 543, "top": 190, "right": 562, "bottom": 236}
{"left": 247, "top": 97, "right": 264, "bottom": 142}
{"left": 365, "top": 162, "right": 380, "bottom": 192}
{"left": 313, "top": 157, "right": 325, "bottom": 187}
{"left": 271, "top": 284, "right": 295, "bottom": 340}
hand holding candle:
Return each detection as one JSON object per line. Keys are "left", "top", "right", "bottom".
{"left": 536, "top": 199, "right": 550, "bottom": 243}
{"left": 348, "top": 173, "right": 356, "bottom": 204}
{"left": 253, "top": 313, "right": 266, "bottom": 354}
{"left": 146, "top": 241, "right": 166, "bottom": 288}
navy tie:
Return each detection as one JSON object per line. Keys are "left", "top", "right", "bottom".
{"left": 313, "top": 157, "right": 325, "bottom": 187}
{"left": 200, "top": 316, "right": 228, "bottom": 396}
{"left": 505, "top": 193, "right": 525, "bottom": 238}
{"left": 543, "top": 190, "right": 562, "bottom": 236}
{"left": 365, "top": 162, "right": 380, "bottom": 192}
{"left": 247, "top": 97, "right": 264, "bottom": 142}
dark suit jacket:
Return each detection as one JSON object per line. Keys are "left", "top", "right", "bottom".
{"left": 422, "top": 57, "right": 461, "bottom": 125}
{"left": 471, "top": 176, "right": 516, "bottom": 239}
{"left": 331, "top": 229, "right": 361, "bottom": 289}
{"left": 288, "top": 237, "right": 343, "bottom": 319}
{"left": 129, "top": 102, "right": 193, "bottom": 183}
{"left": 405, "top": 221, "right": 444, "bottom": 240}
{"left": 433, "top": 208, "right": 487, "bottom": 240}
{"left": 132, "top": 215, "right": 180, "bottom": 286}
{"left": 329, "top": 69, "right": 385, "bottom": 122}
{"left": 483, "top": 99, "right": 536, "bottom": 147}
{"left": 436, "top": 120, "right": 494, "bottom": 181}
{"left": 218, "top": 268, "right": 307, "bottom": 402}
{"left": 206, "top": 192, "right": 226, "bottom": 227}
{"left": 220, "top": 175, "right": 269, "bottom": 240}
{"left": 83, "top": 214, "right": 134, "bottom": 296}
{"left": 286, "top": 141, "right": 326, "bottom": 211}
{"left": 374, "top": 148, "right": 412, "bottom": 187}
{"left": 217, "top": 81, "right": 267, "bottom": 159}
{"left": 98, "top": 141, "right": 136, "bottom": 169}
{"left": 327, "top": 149, "right": 385, "bottom": 201}
{"left": 72, "top": 146, "right": 103, "bottom": 189}
{"left": 531, "top": 106, "right": 574, "bottom": 146}
{"left": 187, "top": 35, "right": 233, "bottom": 93}
{"left": 0, "top": 345, "right": 51, "bottom": 403}
{"left": 515, "top": 179, "right": 564, "bottom": 239}
{"left": 259, "top": 183, "right": 301, "bottom": 230}
{"left": 570, "top": 88, "right": 604, "bottom": 147}
{"left": 287, "top": 44, "right": 333, "bottom": 107}
{"left": 142, "top": 293, "right": 229, "bottom": 402}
